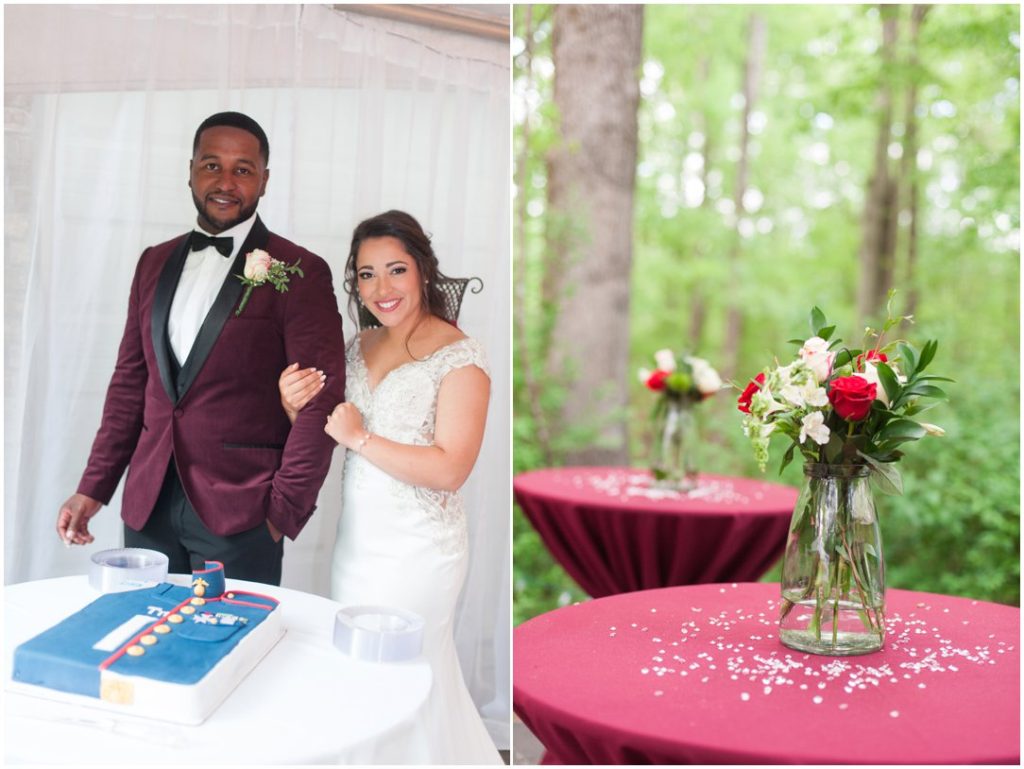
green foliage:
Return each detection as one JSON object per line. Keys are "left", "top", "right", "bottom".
{"left": 513, "top": 505, "right": 586, "bottom": 625}
{"left": 513, "top": 4, "right": 1020, "bottom": 623}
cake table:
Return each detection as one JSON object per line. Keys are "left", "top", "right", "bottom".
{"left": 514, "top": 582, "right": 1020, "bottom": 764}
{"left": 5, "top": 575, "right": 433, "bottom": 764}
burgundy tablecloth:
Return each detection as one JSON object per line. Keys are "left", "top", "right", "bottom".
{"left": 514, "top": 467, "right": 798, "bottom": 597}
{"left": 514, "top": 583, "right": 1020, "bottom": 765}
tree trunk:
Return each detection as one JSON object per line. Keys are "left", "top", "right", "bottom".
{"left": 857, "top": 5, "right": 899, "bottom": 327}
{"left": 545, "top": 4, "right": 643, "bottom": 465}
{"left": 902, "top": 4, "right": 930, "bottom": 324}
{"left": 722, "top": 12, "right": 766, "bottom": 378}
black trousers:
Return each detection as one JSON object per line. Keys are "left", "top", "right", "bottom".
{"left": 124, "top": 461, "right": 284, "bottom": 585}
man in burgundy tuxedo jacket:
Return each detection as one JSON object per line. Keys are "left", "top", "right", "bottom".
{"left": 56, "top": 112, "right": 345, "bottom": 584}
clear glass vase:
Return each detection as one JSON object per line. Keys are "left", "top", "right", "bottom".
{"left": 779, "top": 463, "right": 885, "bottom": 655}
{"left": 648, "top": 398, "right": 698, "bottom": 491}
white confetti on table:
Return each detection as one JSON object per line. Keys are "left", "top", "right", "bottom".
{"left": 614, "top": 598, "right": 1006, "bottom": 715}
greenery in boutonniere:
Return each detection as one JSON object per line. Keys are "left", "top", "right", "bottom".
{"left": 235, "top": 249, "right": 304, "bottom": 317}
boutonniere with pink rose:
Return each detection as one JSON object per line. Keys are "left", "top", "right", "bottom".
{"left": 235, "top": 249, "right": 304, "bottom": 317}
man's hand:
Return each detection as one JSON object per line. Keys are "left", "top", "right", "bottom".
{"left": 56, "top": 493, "right": 103, "bottom": 546}
{"left": 267, "top": 519, "right": 284, "bottom": 543}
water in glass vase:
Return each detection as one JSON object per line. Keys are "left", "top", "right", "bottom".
{"left": 779, "top": 594, "right": 886, "bottom": 656}
{"left": 779, "top": 463, "right": 886, "bottom": 655}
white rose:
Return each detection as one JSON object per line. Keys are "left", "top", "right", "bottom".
{"left": 854, "top": 362, "right": 889, "bottom": 406}
{"left": 799, "top": 336, "right": 834, "bottom": 383}
{"left": 244, "top": 249, "right": 272, "bottom": 282}
{"left": 654, "top": 349, "right": 677, "bottom": 372}
{"left": 637, "top": 367, "right": 652, "bottom": 384}
{"left": 799, "top": 410, "right": 831, "bottom": 445}
{"left": 689, "top": 359, "right": 722, "bottom": 395}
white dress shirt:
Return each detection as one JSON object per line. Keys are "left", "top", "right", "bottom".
{"left": 167, "top": 213, "right": 257, "bottom": 364}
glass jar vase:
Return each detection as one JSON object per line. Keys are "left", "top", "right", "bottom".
{"left": 779, "top": 463, "right": 885, "bottom": 655}
{"left": 648, "top": 398, "right": 698, "bottom": 491}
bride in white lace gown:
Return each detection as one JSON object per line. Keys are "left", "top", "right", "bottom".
{"left": 280, "top": 211, "right": 499, "bottom": 765}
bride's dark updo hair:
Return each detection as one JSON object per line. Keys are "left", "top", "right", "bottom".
{"left": 344, "top": 210, "right": 455, "bottom": 329}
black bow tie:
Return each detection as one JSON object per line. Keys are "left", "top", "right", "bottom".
{"left": 191, "top": 232, "right": 234, "bottom": 257}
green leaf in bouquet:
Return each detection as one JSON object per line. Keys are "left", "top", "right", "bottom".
{"left": 913, "top": 374, "right": 955, "bottom": 383}
{"left": 824, "top": 431, "right": 844, "bottom": 463}
{"left": 875, "top": 362, "right": 901, "bottom": 404}
{"left": 897, "top": 342, "right": 918, "bottom": 377}
{"left": 787, "top": 337, "right": 806, "bottom": 346}
{"left": 903, "top": 399, "right": 942, "bottom": 416}
{"left": 857, "top": 451, "right": 904, "bottom": 495}
{"left": 779, "top": 442, "right": 797, "bottom": 475}
{"left": 810, "top": 306, "right": 827, "bottom": 335}
{"left": 917, "top": 339, "right": 938, "bottom": 372}
{"left": 873, "top": 449, "right": 904, "bottom": 463}
{"left": 817, "top": 324, "right": 836, "bottom": 341}
{"left": 902, "top": 383, "right": 947, "bottom": 400}
{"left": 832, "top": 348, "right": 861, "bottom": 369}
{"left": 877, "top": 418, "right": 927, "bottom": 444}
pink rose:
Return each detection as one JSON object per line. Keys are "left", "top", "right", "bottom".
{"left": 244, "top": 249, "right": 272, "bottom": 282}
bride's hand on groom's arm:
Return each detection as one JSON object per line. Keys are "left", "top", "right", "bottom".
{"left": 278, "top": 363, "right": 325, "bottom": 423}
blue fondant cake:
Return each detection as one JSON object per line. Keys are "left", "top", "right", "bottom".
{"left": 11, "top": 561, "right": 284, "bottom": 724}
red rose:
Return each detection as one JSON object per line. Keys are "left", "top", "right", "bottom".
{"left": 855, "top": 349, "right": 888, "bottom": 371}
{"left": 828, "top": 375, "right": 877, "bottom": 421}
{"left": 737, "top": 372, "right": 765, "bottom": 414}
{"left": 646, "top": 370, "right": 670, "bottom": 392}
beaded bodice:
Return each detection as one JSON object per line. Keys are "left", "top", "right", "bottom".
{"left": 342, "top": 335, "right": 490, "bottom": 553}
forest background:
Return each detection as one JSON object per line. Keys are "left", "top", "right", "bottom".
{"left": 512, "top": 4, "right": 1020, "bottom": 624}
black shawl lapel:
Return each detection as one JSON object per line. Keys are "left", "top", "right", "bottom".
{"left": 151, "top": 236, "right": 191, "bottom": 403}
{"left": 174, "top": 216, "right": 271, "bottom": 403}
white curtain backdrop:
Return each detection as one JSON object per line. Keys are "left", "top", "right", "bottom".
{"left": 4, "top": 4, "right": 510, "bottom": 748}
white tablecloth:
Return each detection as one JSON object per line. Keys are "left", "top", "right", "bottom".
{"left": 4, "top": 576, "right": 433, "bottom": 764}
